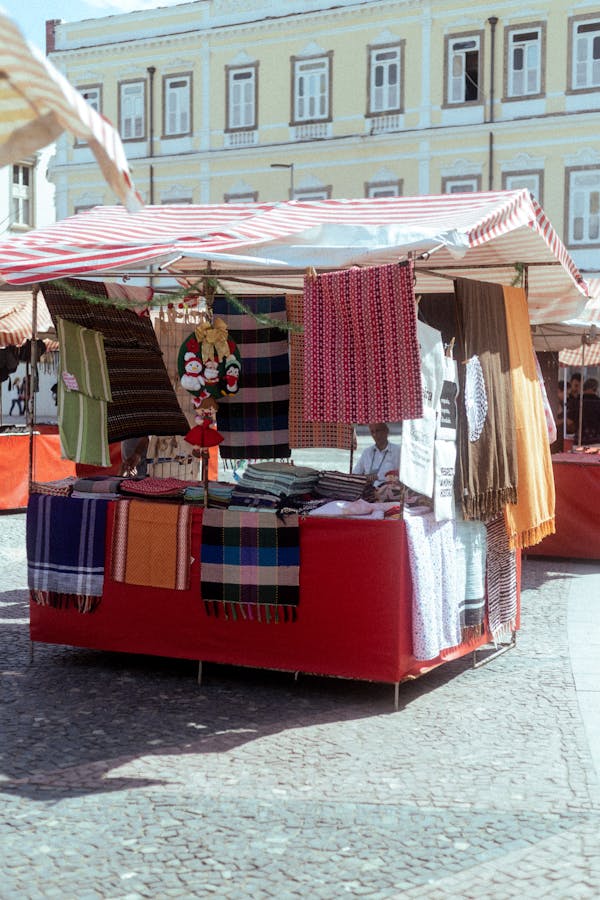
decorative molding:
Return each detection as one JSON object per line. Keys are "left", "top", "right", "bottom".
{"left": 298, "top": 41, "right": 326, "bottom": 57}
{"left": 441, "top": 158, "right": 481, "bottom": 177}
{"left": 230, "top": 50, "right": 256, "bottom": 65}
{"left": 565, "top": 147, "right": 600, "bottom": 167}
{"left": 501, "top": 152, "right": 545, "bottom": 171}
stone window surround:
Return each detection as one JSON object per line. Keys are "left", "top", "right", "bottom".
{"left": 564, "top": 164, "right": 600, "bottom": 248}
{"left": 502, "top": 21, "right": 546, "bottom": 102}
{"left": 225, "top": 61, "right": 259, "bottom": 133}
{"left": 161, "top": 71, "right": 193, "bottom": 139}
{"left": 365, "top": 40, "right": 405, "bottom": 118}
{"left": 117, "top": 77, "right": 147, "bottom": 143}
{"left": 442, "top": 30, "right": 485, "bottom": 109}
{"left": 289, "top": 51, "right": 333, "bottom": 126}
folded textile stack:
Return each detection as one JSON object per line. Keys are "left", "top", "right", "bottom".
{"left": 229, "top": 485, "right": 281, "bottom": 512}
{"left": 205, "top": 481, "right": 235, "bottom": 507}
{"left": 236, "top": 461, "right": 320, "bottom": 497}
{"left": 119, "top": 477, "right": 194, "bottom": 499}
{"left": 30, "top": 477, "right": 78, "bottom": 497}
{"left": 314, "top": 470, "right": 375, "bottom": 502}
{"left": 71, "top": 475, "right": 124, "bottom": 500}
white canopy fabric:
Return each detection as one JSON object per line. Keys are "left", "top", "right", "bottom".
{"left": 0, "top": 10, "right": 141, "bottom": 212}
{"left": 557, "top": 278, "right": 600, "bottom": 365}
{"left": 0, "top": 189, "right": 589, "bottom": 324}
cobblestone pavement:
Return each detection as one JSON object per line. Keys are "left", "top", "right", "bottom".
{"left": 1, "top": 512, "right": 600, "bottom": 898}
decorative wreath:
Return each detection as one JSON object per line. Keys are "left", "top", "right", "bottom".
{"left": 177, "top": 318, "right": 242, "bottom": 403}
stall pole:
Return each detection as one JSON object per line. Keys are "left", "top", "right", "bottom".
{"left": 27, "top": 285, "right": 39, "bottom": 492}
{"left": 577, "top": 342, "right": 586, "bottom": 446}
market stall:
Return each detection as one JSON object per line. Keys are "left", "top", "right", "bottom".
{"left": 0, "top": 190, "right": 585, "bottom": 689}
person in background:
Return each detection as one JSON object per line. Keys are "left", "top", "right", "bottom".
{"left": 566, "top": 372, "right": 582, "bottom": 434}
{"left": 9, "top": 377, "right": 25, "bottom": 416}
{"left": 577, "top": 378, "right": 600, "bottom": 445}
{"left": 352, "top": 422, "right": 400, "bottom": 487}
{"left": 120, "top": 436, "right": 149, "bottom": 477}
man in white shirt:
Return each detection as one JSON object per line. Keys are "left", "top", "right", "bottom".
{"left": 353, "top": 422, "right": 400, "bottom": 486}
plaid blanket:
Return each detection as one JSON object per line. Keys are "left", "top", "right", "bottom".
{"left": 200, "top": 509, "right": 300, "bottom": 621}
{"left": 111, "top": 499, "right": 191, "bottom": 590}
{"left": 26, "top": 494, "right": 108, "bottom": 597}
{"left": 213, "top": 295, "right": 291, "bottom": 460}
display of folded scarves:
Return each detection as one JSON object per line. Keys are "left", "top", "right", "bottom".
{"left": 30, "top": 476, "right": 78, "bottom": 497}
{"left": 119, "top": 477, "right": 195, "bottom": 499}
{"left": 228, "top": 485, "right": 282, "bottom": 512}
{"left": 204, "top": 481, "right": 235, "bottom": 507}
{"left": 70, "top": 474, "right": 125, "bottom": 500}
{"left": 314, "top": 470, "right": 375, "bottom": 502}
{"left": 235, "top": 461, "right": 320, "bottom": 497}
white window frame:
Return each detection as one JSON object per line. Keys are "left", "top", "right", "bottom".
{"left": 12, "top": 163, "right": 33, "bottom": 227}
{"left": 503, "top": 171, "right": 543, "bottom": 203}
{"left": 368, "top": 44, "right": 402, "bottom": 114}
{"left": 572, "top": 18, "right": 600, "bottom": 90}
{"left": 163, "top": 73, "right": 191, "bottom": 137}
{"left": 226, "top": 65, "right": 257, "bottom": 131}
{"left": 568, "top": 168, "right": 600, "bottom": 245}
{"left": 292, "top": 54, "right": 331, "bottom": 124}
{"left": 507, "top": 28, "right": 542, "bottom": 97}
{"left": 119, "top": 80, "right": 146, "bottom": 141}
{"left": 80, "top": 85, "right": 101, "bottom": 113}
{"left": 366, "top": 181, "right": 402, "bottom": 198}
{"left": 224, "top": 192, "right": 258, "bottom": 204}
{"left": 442, "top": 176, "right": 480, "bottom": 194}
{"left": 446, "top": 34, "right": 481, "bottom": 105}
{"left": 293, "top": 187, "right": 331, "bottom": 201}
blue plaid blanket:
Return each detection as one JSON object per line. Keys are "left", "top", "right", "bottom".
{"left": 26, "top": 494, "right": 108, "bottom": 597}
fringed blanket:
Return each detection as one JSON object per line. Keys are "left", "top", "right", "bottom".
{"left": 454, "top": 517, "right": 487, "bottom": 630}
{"left": 26, "top": 494, "right": 108, "bottom": 598}
{"left": 486, "top": 515, "right": 518, "bottom": 641}
{"left": 502, "top": 286, "right": 556, "bottom": 548}
{"left": 454, "top": 278, "right": 518, "bottom": 521}
{"left": 30, "top": 589, "right": 101, "bottom": 614}
{"left": 111, "top": 499, "right": 191, "bottom": 590}
{"left": 285, "top": 293, "right": 355, "bottom": 450}
{"left": 214, "top": 295, "right": 291, "bottom": 460}
{"left": 303, "top": 261, "right": 422, "bottom": 424}
{"left": 200, "top": 509, "right": 300, "bottom": 621}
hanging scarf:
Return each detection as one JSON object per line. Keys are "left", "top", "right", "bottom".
{"left": 502, "top": 286, "right": 555, "bottom": 548}
{"left": 454, "top": 278, "right": 518, "bottom": 521}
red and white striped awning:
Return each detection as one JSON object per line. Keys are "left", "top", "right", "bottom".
{"left": 0, "top": 189, "right": 589, "bottom": 324}
{"left": 0, "top": 11, "right": 141, "bottom": 212}
{"left": 558, "top": 279, "right": 600, "bottom": 365}
{"left": 0, "top": 290, "right": 55, "bottom": 348}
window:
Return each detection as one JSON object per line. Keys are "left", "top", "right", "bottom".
{"left": 163, "top": 74, "right": 191, "bottom": 137}
{"left": 224, "top": 192, "right": 258, "bottom": 203}
{"left": 506, "top": 27, "right": 542, "bottom": 97}
{"left": 442, "top": 176, "right": 481, "bottom": 193}
{"left": 226, "top": 64, "right": 258, "bottom": 131}
{"left": 12, "top": 164, "right": 32, "bottom": 227}
{"left": 366, "top": 180, "right": 402, "bottom": 198}
{"left": 79, "top": 85, "right": 101, "bottom": 113}
{"left": 367, "top": 44, "right": 402, "bottom": 114}
{"left": 568, "top": 169, "right": 600, "bottom": 244}
{"left": 119, "top": 80, "right": 146, "bottom": 140}
{"left": 446, "top": 34, "right": 481, "bottom": 104}
{"left": 571, "top": 17, "right": 600, "bottom": 90}
{"left": 292, "top": 53, "right": 332, "bottom": 123}
{"left": 502, "top": 171, "right": 543, "bottom": 203}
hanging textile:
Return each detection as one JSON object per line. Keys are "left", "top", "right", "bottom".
{"left": 485, "top": 515, "right": 518, "bottom": 641}
{"left": 502, "top": 286, "right": 555, "bottom": 548}
{"left": 285, "top": 293, "right": 355, "bottom": 450}
{"left": 303, "top": 261, "right": 422, "bottom": 424}
{"left": 42, "top": 279, "right": 189, "bottom": 442}
{"left": 200, "top": 509, "right": 300, "bottom": 622}
{"left": 213, "top": 295, "right": 291, "bottom": 460}
{"left": 26, "top": 494, "right": 108, "bottom": 598}
{"left": 56, "top": 317, "right": 112, "bottom": 467}
{"left": 111, "top": 499, "right": 191, "bottom": 590}
{"left": 403, "top": 505, "right": 464, "bottom": 661}
{"left": 454, "top": 278, "right": 518, "bottom": 521}
{"left": 454, "top": 516, "right": 487, "bottom": 630}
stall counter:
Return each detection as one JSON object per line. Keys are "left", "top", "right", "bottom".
{"left": 29, "top": 503, "right": 500, "bottom": 686}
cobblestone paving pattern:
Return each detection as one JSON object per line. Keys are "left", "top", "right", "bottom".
{"left": 1, "top": 513, "right": 599, "bottom": 898}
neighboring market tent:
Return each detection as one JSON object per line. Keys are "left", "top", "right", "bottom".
{"left": 558, "top": 279, "right": 600, "bottom": 366}
{"left": 0, "top": 9, "right": 141, "bottom": 212}
{"left": 0, "top": 289, "right": 54, "bottom": 348}
{"left": 0, "top": 189, "right": 589, "bottom": 325}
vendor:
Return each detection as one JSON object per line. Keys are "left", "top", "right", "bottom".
{"left": 352, "top": 422, "right": 400, "bottom": 486}
{"left": 120, "top": 436, "right": 149, "bottom": 477}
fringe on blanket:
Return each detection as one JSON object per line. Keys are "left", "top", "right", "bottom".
{"left": 506, "top": 516, "right": 555, "bottom": 551}
{"left": 30, "top": 589, "right": 101, "bottom": 614}
{"left": 203, "top": 600, "right": 297, "bottom": 623}
{"left": 462, "top": 486, "right": 518, "bottom": 522}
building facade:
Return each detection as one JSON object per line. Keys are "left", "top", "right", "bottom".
{"left": 0, "top": 145, "right": 56, "bottom": 241}
{"left": 47, "top": 0, "right": 600, "bottom": 271}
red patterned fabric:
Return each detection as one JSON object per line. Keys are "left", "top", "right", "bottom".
{"left": 119, "top": 477, "right": 194, "bottom": 497}
{"left": 303, "top": 262, "right": 423, "bottom": 424}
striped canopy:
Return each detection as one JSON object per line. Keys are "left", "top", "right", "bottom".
{"left": 0, "top": 11, "right": 141, "bottom": 212}
{"left": 0, "top": 289, "right": 55, "bottom": 348}
{"left": 558, "top": 279, "right": 600, "bottom": 365}
{"left": 0, "top": 189, "right": 589, "bottom": 324}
